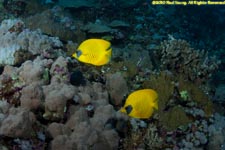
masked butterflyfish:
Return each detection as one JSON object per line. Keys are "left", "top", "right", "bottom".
{"left": 120, "top": 89, "right": 158, "bottom": 119}
{"left": 72, "top": 39, "right": 112, "bottom": 66}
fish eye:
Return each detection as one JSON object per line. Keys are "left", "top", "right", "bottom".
{"left": 125, "top": 105, "right": 133, "bottom": 114}
{"left": 76, "top": 50, "right": 82, "bottom": 57}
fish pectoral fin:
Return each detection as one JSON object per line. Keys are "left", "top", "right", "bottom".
{"left": 125, "top": 105, "right": 133, "bottom": 114}
{"left": 106, "top": 46, "right": 112, "bottom": 51}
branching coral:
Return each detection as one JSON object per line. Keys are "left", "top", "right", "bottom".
{"left": 158, "top": 38, "right": 220, "bottom": 83}
{"left": 122, "top": 128, "right": 145, "bottom": 149}
{"left": 144, "top": 123, "right": 163, "bottom": 150}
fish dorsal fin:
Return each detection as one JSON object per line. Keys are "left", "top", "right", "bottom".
{"left": 105, "top": 45, "right": 112, "bottom": 51}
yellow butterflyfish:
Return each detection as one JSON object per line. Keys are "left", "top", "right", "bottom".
{"left": 120, "top": 89, "right": 158, "bottom": 119}
{"left": 72, "top": 39, "right": 112, "bottom": 66}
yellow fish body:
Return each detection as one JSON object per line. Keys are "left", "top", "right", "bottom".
{"left": 72, "top": 39, "right": 112, "bottom": 66}
{"left": 120, "top": 89, "right": 158, "bottom": 119}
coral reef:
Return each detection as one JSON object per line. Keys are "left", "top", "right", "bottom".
{"left": 0, "top": 3, "right": 224, "bottom": 150}
{"left": 160, "top": 106, "right": 192, "bottom": 131}
{"left": 49, "top": 56, "right": 70, "bottom": 83}
{"left": 24, "top": 7, "right": 85, "bottom": 42}
{"left": 213, "top": 84, "right": 225, "bottom": 104}
{"left": 157, "top": 38, "right": 220, "bottom": 83}
{"left": 18, "top": 57, "right": 51, "bottom": 85}
{"left": 164, "top": 112, "right": 225, "bottom": 150}
{"left": 82, "top": 19, "right": 129, "bottom": 42}
{"left": 0, "top": 55, "right": 123, "bottom": 149}
{"left": 144, "top": 123, "right": 163, "bottom": 150}
{"left": 106, "top": 72, "right": 128, "bottom": 106}
{"left": 3, "top": 0, "right": 27, "bottom": 16}
{"left": 57, "top": 0, "right": 140, "bottom": 9}
{"left": 0, "top": 69, "right": 24, "bottom": 106}
{"left": 57, "top": 0, "right": 96, "bottom": 8}
{"left": 0, "top": 19, "right": 63, "bottom": 66}
{"left": 207, "top": 113, "right": 225, "bottom": 150}
{"left": 109, "top": 20, "right": 130, "bottom": 28}
{"left": 48, "top": 82, "right": 121, "bottom": 149}
{"left": 43, "top": 82, "right": 76, "bottom": 120}
{"left": 82, "top": 22, "right": 113, "bottom": 34}
{"left": 142, "top": 71, "right": 213, "bottom": 130}
{"left": 20, "top": 83, "right": 44, "bottom": 110}
{"left": 0, "top": 107, "right": 36, "bottom": 138}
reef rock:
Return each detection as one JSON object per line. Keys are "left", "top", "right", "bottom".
{"left": 116, "top": 0, "right": 140, "bottom": 8}
{"left": 106, "top": 72, "right": 128, "bottom": 106}
{"left": 109, "top": 20, "right": 130, "bottom": 28}
{"left": 24, "top": 7, "right": 85, "bottom": 42}
{"left": 75, "top": 82, "right": 109, "bottom": 106}
{"left": 213, "top": 84, "right": 225, "bottom": 104}
{"left": 52, "top": 121, "right": 119, "bottom": 150}
{"left": 20, "top": 83, "right": 44, "bottom": 110}
{"left": 43, "top": 81, "right": 77, "bottom": 120}
{"left": 46, "top": 79, "right": 121, "bottom": 150}
{"left": 83, "top": 22, "right": 113, "bottom": 34}
{"left": 0, "top": 107, "right": 36, "bottom": 138}
{"left": 58, "top": 0, "right": 96, "bottom": 8}
{"left": 0, "top": 19, "right": 63, "bottom": 66}
{"left": 0, "top": 101, "right": 10, "bottom": 114}
{"left": 65, "top": 107, "right": 89, "bottom": 131}
{"left": 50, "top": 56, "right": 70, "bottom": 83}
{"left": 18, "top": 59, "right": 46, "bottom": 85}
{"left": 47, "top": 122, "right": 71, "bottom": 138}
{"left": 90, "top": 104, "right": 116, "bottom": 131}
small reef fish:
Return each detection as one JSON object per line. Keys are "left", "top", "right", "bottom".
{"left": 72, "top": 39, "right": 112, "bottom": 66}
{"left": 120, "top": 89, "right": 158, "bottom": 119}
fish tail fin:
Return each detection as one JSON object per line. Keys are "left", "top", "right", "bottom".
{"left": 152, "top": 102, "right": 158, "bottom": 110}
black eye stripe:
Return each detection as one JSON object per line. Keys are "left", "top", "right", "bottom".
{"left": 76, "top": 50, "right": 82, "bottom": 57}
{"left": 125, "top": 105, "right": 133, "bottom": 114}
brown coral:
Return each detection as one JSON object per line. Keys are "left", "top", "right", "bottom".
{"left": 142, "top": 71, "right": 213, "bottom": 131}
